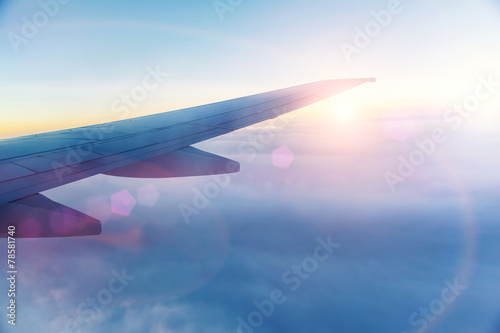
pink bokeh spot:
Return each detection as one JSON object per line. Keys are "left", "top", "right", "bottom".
{"left": 272, "top": 146, "right": 295, "bottom": 169}
{"left": 111, "top": 190, "right": 137, "bottom": 216}
{"left": 137, "top": 185, "right": 160, "bottom": 207}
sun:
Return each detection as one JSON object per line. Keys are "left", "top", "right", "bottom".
{"left": 332, "top": 103, "right": 356, "bottom": 123}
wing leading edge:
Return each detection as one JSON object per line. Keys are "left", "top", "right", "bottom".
{"left": 0, "top": 78, "right": 374, "bottom": 237}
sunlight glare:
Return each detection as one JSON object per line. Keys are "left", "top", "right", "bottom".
{"left": 332, "top": 103, "right": 356, "bottom": 124}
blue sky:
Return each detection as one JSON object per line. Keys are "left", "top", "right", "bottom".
{"left": 1, "top": 0, "right": 500, "bottom": 136}
{"left": 1, "top": 0, "right": 500, "bottom": 332}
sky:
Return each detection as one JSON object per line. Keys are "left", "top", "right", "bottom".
{"left": 1, "top": 0, "right": 500, "bottom": 332}
{"left": 0, "top": 0, "right": 500, "bottom": 136}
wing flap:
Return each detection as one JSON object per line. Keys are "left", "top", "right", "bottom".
{"left": 104, "top": 146, "right": 240, "bottom": 178}
{"left": 0, "top": 194, "right": 101, "bottom": 238}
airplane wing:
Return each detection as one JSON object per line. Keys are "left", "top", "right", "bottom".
{"left": 0, "top": 78, "right": 374, "bottom": 238}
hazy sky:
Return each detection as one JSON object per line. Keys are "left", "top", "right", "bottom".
{"left": 0, "top": 0, "right": 500, "bottom": 137}
{"left": 1, "top": 117, "right": 500, "bottom": 332}
{"left": 1, "top": 1, "right": 500, "bottom": 333}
